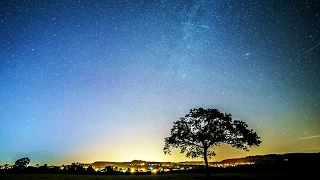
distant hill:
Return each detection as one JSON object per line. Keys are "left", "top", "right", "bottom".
{"left": 90, "top": 152, "right": 320, "bottom": 168}
{"left": 218, "top": 152, "right": 320, "bottom": 164}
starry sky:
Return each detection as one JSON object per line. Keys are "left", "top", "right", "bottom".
{"left": 1, "top": 0, "right": 319, "bottom": 165}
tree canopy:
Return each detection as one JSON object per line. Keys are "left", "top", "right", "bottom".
{"left": 13, "top": 157, "right": 30, "bottom": 169}
{"left": 163, "top": 107, "right": 261, "bottom": 177}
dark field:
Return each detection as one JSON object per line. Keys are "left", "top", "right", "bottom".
{"left": 0, "top": 173, "right": 309, "bottom": 180}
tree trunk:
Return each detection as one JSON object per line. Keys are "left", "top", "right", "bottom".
{"left": 204, "top": 148, "right": 210, "bottom": 179}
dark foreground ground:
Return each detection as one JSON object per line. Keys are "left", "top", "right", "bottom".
{"left": 0, "top": 173, "right": 312, "bottom": 180}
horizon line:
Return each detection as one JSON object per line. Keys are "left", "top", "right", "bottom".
{"left": 2, "top": 151, "right": 319, "bottom": 166}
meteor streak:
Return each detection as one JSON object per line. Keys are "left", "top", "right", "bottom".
{"left": 305, "top": 43, "right": 320, "bottom": 53}
{"left": 298, "top": 134, "right": 320, "bottom": 140}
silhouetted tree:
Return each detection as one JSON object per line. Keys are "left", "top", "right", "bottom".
{"left": 163, "top": 108, "right": 261, "bottom": 178}
{"left": 105, "top": 166, "right": 113, "bottom": 173}
{"left": 13, "top": 157, "right": 30, "bottom": 170}
{"left": 69, "top": 162, "right": 84, "bottom": 173}
{"left": 4, "top": 164, "right": 10, "bottom": 169}
{"left": 86, "top": 165, "right": 94, "bottom": 173}
{"left": 77, "top": 164, "right": 84, "bottom": 173}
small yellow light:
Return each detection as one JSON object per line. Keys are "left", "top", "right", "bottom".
{"left": 130, "top": 168, "right": 135, "bottom": 173}
{"left": 151, "top": 169, "right": 157, "bottom": 174}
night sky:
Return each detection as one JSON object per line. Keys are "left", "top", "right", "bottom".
{"left": 1, "top": 0, "right": 319, "bottom": 165}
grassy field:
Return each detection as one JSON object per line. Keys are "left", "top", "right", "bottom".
{"left": 0, "top": 173, "right": 307, "bottom": 180}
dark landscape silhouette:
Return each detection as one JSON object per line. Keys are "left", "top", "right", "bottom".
{"left": 1, "top": 153, "right": 319, "bottom": 179}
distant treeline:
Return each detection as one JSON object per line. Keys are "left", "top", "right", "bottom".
{"left": 0, "top": 162, "right": 127, "bottom": 175}
{"left": 1, "top": 153, "right": 319, "bottom": 174}
{"left": 0, "top": 162, "right": 317, "bottom": 175}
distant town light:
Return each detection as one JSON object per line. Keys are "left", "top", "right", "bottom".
{"left": 130, "top": 168, "right": 135, "bottom": 173}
